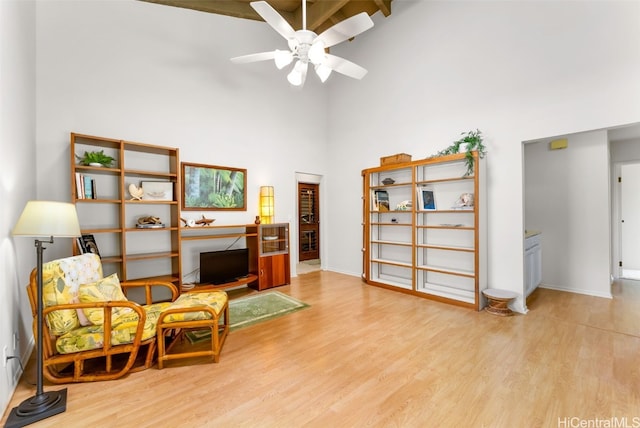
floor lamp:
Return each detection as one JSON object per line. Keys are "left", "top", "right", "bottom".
{"left": 7, "top": 201, "right": 81, "bottom": 428}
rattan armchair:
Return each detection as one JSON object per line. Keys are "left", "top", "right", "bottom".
{"left": 26, "top": 253, "right": 178, "bottom": 383}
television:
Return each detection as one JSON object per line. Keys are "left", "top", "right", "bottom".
{"left": 200, "top": 248, "right": 249, "bottom": 285}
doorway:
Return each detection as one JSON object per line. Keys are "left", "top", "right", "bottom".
{"left": 298, "top": 182, "right": 320, "bottom": 262}
{"left": 620, "top": 162, "right": 640, "bottom": 279}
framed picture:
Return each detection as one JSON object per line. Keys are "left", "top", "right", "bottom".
{"left": 182, "top": 162, "right": 247, "bottom": 211}
{"left": 141, "top": 181, "right": 173, "bottom": 201}
{"left": 372, "top": 189, "right": 390, "bottom": 212}
{"left": 417, "top": 186, "right": 436, "bottom": 210}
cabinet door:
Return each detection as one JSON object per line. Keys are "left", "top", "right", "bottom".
{"left": 524, "top": 235, "right": 542, "bottom": 297}
{"left": 524, "top": 248, "right": 534, "bottom": 295}
{"left": 259, "top": 254, "right": 289, "bottom": 289}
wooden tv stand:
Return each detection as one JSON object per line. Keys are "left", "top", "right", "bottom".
{"left": 192, "top": 273, "right": 259, "bottom": 291}
{"left": 180, "top": 223, "right": 290, "bottom": 293}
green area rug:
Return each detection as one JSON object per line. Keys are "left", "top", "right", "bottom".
{"left": 186, "top": 290, "right": 309, "bottom": 342}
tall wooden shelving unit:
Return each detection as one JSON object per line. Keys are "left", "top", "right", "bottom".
{"left": 71, "top": 132, "right": 291, "bottom": 294}
{"left": 70, "top": 133, "right": 181, "bottom": 289}
{"left": 362, "top": 152, "right": 487, "bottom": 310}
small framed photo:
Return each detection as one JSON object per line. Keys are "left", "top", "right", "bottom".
{"left": 417, "top": 186, "right": 436, "bottom": 210}
{"left": 141, "top": 181, "right": 173, "bottom": 201}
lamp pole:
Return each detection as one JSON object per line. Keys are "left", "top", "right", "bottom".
{"left": 6, "top": 238, "right": 67, "bottom": 428}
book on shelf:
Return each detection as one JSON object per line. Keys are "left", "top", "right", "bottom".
{"left": 372, "top": 190, "right": 390, "bottom": 212}
{"left": 81, "top": 234, "right": 100, "bottom": 258}
{"left": 75, "top": 172, "right": 83, "bottom": 199}
{"left": 76, "top": 237, "right": 88, "bottom": 254}
{"left": 83, "top": 176, "right": 93, "bottom": 199}
{"left": 75, "top": 173, "right": 96, "bottom": 199}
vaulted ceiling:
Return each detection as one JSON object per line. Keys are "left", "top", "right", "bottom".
{"left": 139, "top": 0, "right": 392, "bottom": 35}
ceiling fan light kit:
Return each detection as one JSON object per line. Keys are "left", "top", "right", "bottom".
{"left": 231, "top": 1, "right": 374, "bottom": 88}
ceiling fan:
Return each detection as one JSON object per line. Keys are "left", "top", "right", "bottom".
{"left": 231, "top": 1, "right": 374, "bottom": 87}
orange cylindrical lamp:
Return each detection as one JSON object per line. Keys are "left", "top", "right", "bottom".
{"left": 259, "top": 186, "right": 275, "bottom": 224}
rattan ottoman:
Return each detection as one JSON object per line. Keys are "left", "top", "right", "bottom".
{"left": 156, "top": 290, "right": 229, "bottom": 369}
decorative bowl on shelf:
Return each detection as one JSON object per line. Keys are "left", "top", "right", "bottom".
{"left": 382, "top": 178, "right": 395, "bottom": 185}
{"left": 135, "top": 223, "right": 165, "bottom": 229}
{"left": 263, "top": 236, "right": 278, "bottom": 241}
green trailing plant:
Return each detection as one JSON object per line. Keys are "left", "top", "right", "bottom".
{"left": 430, "top": 129, "right": 486, "bottom": 176}
{"left": 76, "top": 150, "right": 115, "bottom": 167}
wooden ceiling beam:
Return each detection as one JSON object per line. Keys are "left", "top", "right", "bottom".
{"left": 138, "top": 0, "right": 296, "bottom": 25}
{"left": 373, "top": 0, "right": 392, "bottom": 17}
{"left": 138, "top": 0, "right": 392, "bottom": 33}
{"left": 304, "top": 0, "right": 350, "bottom": 32}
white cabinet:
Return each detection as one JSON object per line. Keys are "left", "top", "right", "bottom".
{"left": 524, "top": 233, "right": 542, "bottom": 297}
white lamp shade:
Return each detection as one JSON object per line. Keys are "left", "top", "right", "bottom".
{"left": 315, "top": 63, "right": 332, "bottom": 83}
{"left": 12, "top": 201, "right": 81, "bottom": 238}
{"left": 308, "top": 41, "right": 326, "bottom": 65}
{"left": 287, "top": 62, "right": 303, "bottom": 86}
{"left": 274, "top": 49, "right": 293, "bottom": 69}
{"left": 287, "top": 60, "right": 309, "bottom": 86}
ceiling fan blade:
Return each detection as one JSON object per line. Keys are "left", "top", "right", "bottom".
{"left": 315, "top": 12, "right": 374, "bottom": 48}
{"left": 250, "top": 1, "right": 296, "bottom": 40}
{"left": 324, "top": 54, "right": 368, "bottom": 80}
{"left": 230, "top": 51, "right": 276, "bottom": 64}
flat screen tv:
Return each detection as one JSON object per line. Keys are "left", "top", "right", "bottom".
{"left": 200, "top": 248, "right": 249, "bottom": 285}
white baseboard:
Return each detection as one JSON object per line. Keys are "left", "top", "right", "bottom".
{"left": 539, "top": 283, "right": 613, "bottom": 299}
{"left": 621, "top": 269, "right": 640, "bottom": 280}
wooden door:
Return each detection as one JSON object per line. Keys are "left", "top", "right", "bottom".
{"left": 298, "top": 183, "right": 319, "bottom": 261}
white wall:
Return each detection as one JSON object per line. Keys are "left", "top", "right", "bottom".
{"left": 525, "top": 131, "right": 611, "bottom": 298}
{"left": 0, "top": 0, "right": 37, "bottom": 414}
{"left": 326, "top": 0, "right": 640, "bottom": 312}
{"left": 35, "top": 0, "right": 329, "bottom": 270}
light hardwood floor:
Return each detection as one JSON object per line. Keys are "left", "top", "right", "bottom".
{"left": 2, "top": 272, "right": 639, "bottom": 427}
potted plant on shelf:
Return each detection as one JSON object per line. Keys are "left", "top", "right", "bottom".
{"left": 76, "top": 150, "right": 115, "bottom": 167}
{"left": 430, "top": 129, "right": 486, "bottom": 176}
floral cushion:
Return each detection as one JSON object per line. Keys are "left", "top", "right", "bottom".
{"left": 41, "top": 253, "right": 103, "bottom": 335}
{"left": 78, "top": 273, "right": 132, "bottom": 325}
{"left": 161, "top": 291, "right": 228, "bottom": 323}
{"left": 56, "top": 302, "right": 172, "bottom": 354}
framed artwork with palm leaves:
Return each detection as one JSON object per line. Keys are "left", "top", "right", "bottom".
{"left": 181, "top": 162, "right": 246, "bottom": 211}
